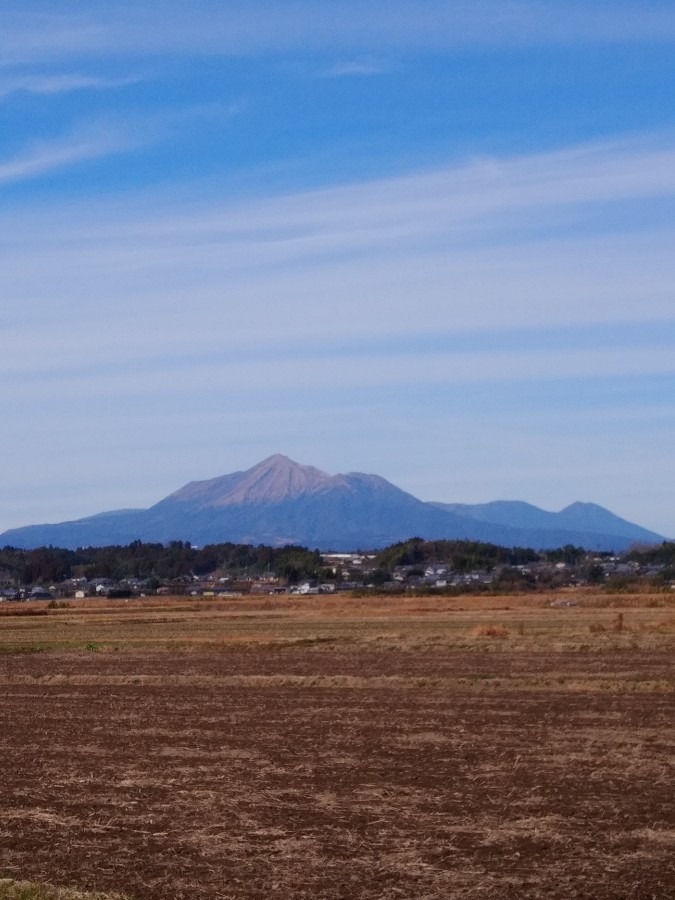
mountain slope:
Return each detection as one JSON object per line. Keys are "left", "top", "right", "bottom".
{"left": 0, "top": 456, "right": 664, "bottom": 551}
{"left": 434, "top": 499, "right": 663, "bottom": 546}
{"left": 168, "top": 454, "right": 333, "bottom": 507}
{"left": 556, "top": 502, "right": 660, "bottom": 542}
{"left": 137, "top": 461, "right": 519, "bottom": 549}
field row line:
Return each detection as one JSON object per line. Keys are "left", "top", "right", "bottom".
{"left": 0, "top": 673, "right": 672, "bottom": 693}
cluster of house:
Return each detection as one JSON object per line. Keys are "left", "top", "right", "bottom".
{"left": 322, "top": 553, "right": 673, "bottom": 591}
{"left": 0, "top": 554, "right": 672, "bottom": 602}
{"left": 0, "top": 577, "right": 147, "bottom": 602}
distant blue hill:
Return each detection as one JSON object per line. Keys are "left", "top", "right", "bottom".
{"left": 433, "top": 499, "right": 662, "bottom": 545}
{"left": 0, "top": 455, "right": 664, "bottom": 552}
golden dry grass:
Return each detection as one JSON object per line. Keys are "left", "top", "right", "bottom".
{"left": 0, "top": 880, "right": 128, "bottom": 900}
{"left": 0, "top": 591, "right": 673, "bottom": 656}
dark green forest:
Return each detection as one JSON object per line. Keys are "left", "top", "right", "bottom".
{"left": 0, "top": 541, "right": 324, "bottom": 586}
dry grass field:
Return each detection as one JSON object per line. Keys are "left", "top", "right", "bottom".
{"left": 1, "top": 592, "right": 674, "bottom": 899}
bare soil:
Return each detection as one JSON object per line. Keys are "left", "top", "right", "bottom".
{"left": 0, "top": 596, "right": 673, "bottom": 899}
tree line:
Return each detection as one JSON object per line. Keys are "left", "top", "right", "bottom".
{"left": 0, "top": 541, "right": 325, "bottom": 586}
{"left": 1, "top": 538, "right": 672, "bottom": 588}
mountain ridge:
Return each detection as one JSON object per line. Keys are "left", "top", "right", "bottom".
{"left": 0, "top": 455, "right": 665, "bottom": 552}
{"left": 166, "top": 455, "right": 334, "bottom": 507}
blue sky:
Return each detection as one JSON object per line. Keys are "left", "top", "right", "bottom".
{"left": 2, "top": 1, "right": 675, "bottom": 537}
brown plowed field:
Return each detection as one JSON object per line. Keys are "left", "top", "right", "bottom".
{"left": 0, "top": 594, "right": 674, "bottom": 899}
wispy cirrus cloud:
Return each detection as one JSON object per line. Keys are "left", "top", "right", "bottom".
{"left": 0, "top": 72, "right": 143, "bottom": 100}
{"left": 322, "top": 58, "right": 390, "bottom": 78}
{"left": 3, "top": 131, "right": 675, "bottom": 338}
{"left": 7, "top": 131, "right": 672, "bottom": 270}
{"left": 0, "top": 96, "right": 238, "bottom": 187}
{"left": 0, "top": 13, "right": 105, "bottom": 66}
{"left": 0, "top": 123, "right": 143, "bottom": 186}
{"left": 2, "top": 2, "right": 675, "bottom": 66}
{"left": 2, "top": 129, "right": 675, "bottom": 534}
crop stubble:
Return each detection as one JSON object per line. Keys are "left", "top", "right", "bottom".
{"left": 0, "top": 595, "right": 674, "bottom": 899}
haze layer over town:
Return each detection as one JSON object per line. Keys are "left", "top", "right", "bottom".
{"left": 2, "top": 1, "right": 675, "bottom": 537}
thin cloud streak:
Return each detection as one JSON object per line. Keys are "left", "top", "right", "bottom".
{"left": 0, "top": 72, "right": 143, "bottom": 100}
{"left": 3, "top": 227, "right": 675, "bottom": 342}
{"left": 0, "top": 100, "right": 225, "bottom": 186}
{"left": 0, "top": 126, "right": 142, "bottom": 185}
{"left": 3, "top": 135, "right": 675, "bottom": 343}
{"left": 0, "top": 14, "right": 105, "bottom": 66}
{"left": 6, "top": 135, "right": 674, "bottom": 251}
{"left": 321, "top": 58, "right": 390, "bottom": 78}
{"left": 3, "top": 345, "right": 675, "bottom": 400}
{"left": 2, "top": 2, "right": 675, "bottom": 66}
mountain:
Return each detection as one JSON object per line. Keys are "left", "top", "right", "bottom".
{"left": 434, "top": 500, "right": 662, "bottom": 545}
{"left": 167, "top": 454, "right": 332, "bottom": 506}
{"left": 0, "top": 455, "right": 665, "bottom": 552}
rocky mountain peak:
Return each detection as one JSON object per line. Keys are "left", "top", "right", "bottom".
{"left": 228, "top": 455, "right": 331, "bottom": 504}
{"left": 167, "top": 455, "right": 333, "bottom": 508}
